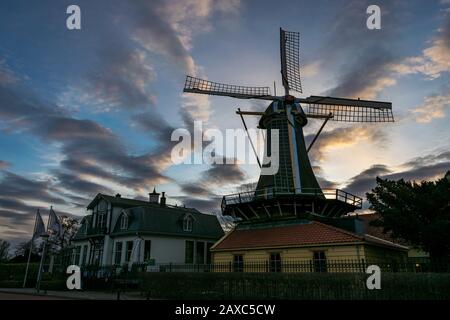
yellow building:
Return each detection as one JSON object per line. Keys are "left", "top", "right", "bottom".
{"left": 211, "top": 220, "right": 408, "bottom": 272}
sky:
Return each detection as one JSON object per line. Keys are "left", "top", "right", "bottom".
{"left": 0, "top": 0, "right": 449, "bottom": 246}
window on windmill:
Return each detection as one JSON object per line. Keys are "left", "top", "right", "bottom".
{"left": 120, "top": 214, "right": 129, "bottom": 229}
{"left": 183, "top": 216, "right": 193, "bottom": 232}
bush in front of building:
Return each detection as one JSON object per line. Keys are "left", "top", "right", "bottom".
{"left": 137, "top": 272, "right": 450, "bottom": 300}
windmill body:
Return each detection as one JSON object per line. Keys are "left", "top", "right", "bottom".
{"left": 183, "top": 28, "right": 394, "bottom": 223}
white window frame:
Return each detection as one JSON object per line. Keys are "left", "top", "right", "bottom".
{"left": 120, "top": 214, "right": 128, "bottom": 230}
{"left": 183, "top": 216, "right": 193, "bottom": 232}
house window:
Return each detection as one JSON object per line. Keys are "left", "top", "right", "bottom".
{"left": 144, "top": 240, "right": 151, "bottom": 261}
{"left": 125, "top": 241, "right": 133, "bottom": 262}
{"left": 206, "top": 242, "right": 213, "bottom": 264}
{"left": 269, "top": 253, "right": 281, "bottom": 272}
{"left": 72, "top": 246, "right": 81, "bottom": 265}
{"left": 114, "top": 242, "right": 123, "bottom": 265}
{"left": 92, "top": 242, "right": 103, "bottom": 266}
{"left": 120, "top": 214, "right": 128, "bottom": 230}
{"left": 313, "top": 251, "right": 327, "bottom": 273}
{"left": 233, "top": 255, "right": 244, "bottom": 272}
{"left": 81, "top": 245, "right": 88, "bottom": 265}
{"left": 183, "top": 216, "right": 193, "bottom": 232}
{"left": 185, "top": 240, "right": 194, "bottom": 264}
{"left": 196, "top": 241, "right": 205, "bottom": 264}
{"left": 97, "top": 212, "right": 106, "bottom": 229}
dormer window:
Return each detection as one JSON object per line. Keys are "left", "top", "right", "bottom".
{"left": 183, "top": 215, "right": 193, "bottom": 232}
{"left": 120, "top": 214, "right": 129, "bottom": 230}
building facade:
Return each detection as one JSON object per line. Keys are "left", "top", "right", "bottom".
{"left": 71, "top": 191, "right": 224, "bottom": 266}
{"left": 211, "top": 219, "right": 408, "bottom": 272}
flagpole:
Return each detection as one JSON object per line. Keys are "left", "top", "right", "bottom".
{"left": 22, "top": 209, "right": 39, "bottom": 288}
{"left": 36, "top": 207, "right": 51, "bottom": 293}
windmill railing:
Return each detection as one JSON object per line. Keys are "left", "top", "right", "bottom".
{"left": 221, "top": 188, "right": 363, "bottom": 210}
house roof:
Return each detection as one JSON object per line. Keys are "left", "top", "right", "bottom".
{"left": 211, "top": 220, "right": 408, "bottom": 251}
{"left": 72, "top": 215, "right": 91, "bottom": 240}
{"left": 86, "top": 193, "right": 150, "bottom": 209}
{"left": 111, "top": 205, "right": 224, "bottom": 239}
{"left": 356, "top": 213, "right": 409, "bottom": 246}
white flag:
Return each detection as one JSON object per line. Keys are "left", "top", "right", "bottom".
{"left": 33, "top": 209, "right": 46, "bottom": 239}
{"left": 48, "top": 207, "right": 62, "bottom": 238}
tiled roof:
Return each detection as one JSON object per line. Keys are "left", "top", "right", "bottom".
{"left": 357, "top": 213, "right": 409, "bottom": 246}
{"left": 212, "top": 220, "right": 408, "bottom": 251}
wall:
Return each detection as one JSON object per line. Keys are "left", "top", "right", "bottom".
{"left": 362, "top": 245, "right": 408, "bottom": 262}
{"left": 111, "top": 235, "right": 215, "bottom": 265}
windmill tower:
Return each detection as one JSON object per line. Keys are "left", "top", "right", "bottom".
{"left": 183, "top": 28, "right": 394, "bottom": 222}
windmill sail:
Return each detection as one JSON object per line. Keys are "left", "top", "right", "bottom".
{"left": 183, "top": 76, "right": 275, "bottom": 100}
{"left": 280, "top": 29, "right": 302, "bottom": 94}
{"left": 300, "top": 95, "right": 394, "bottom": 122}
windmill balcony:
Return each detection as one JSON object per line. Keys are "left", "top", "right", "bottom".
{"left": 221, "top": 187, "right": 363, "bottom": 220}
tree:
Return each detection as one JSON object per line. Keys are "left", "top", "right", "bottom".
{"left": 366, "top": 172, "right": 450, "bottom": 261}
{"left": 0, "top": 239, "right": 11, "bottom": 261}
{"left": 47, "top": 215, "right": 79, "bottom": 254}
{"left": 11, "top": 240, "right": 41, "bottom": 263}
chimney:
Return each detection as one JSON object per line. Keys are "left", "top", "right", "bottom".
{"left": 160, "top": 192, "right": 166, "bottom": 207}
{"left": 149, "top": 187, "right": 160, "bottom": 204}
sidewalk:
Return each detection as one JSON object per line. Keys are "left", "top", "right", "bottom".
{"left": 0, "top": 288, "right": 147, "bottom": 300}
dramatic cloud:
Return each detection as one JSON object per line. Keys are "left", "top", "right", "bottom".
{"left": 321, "top": 0, "right": 407, "bottom": 99}
{"left": 411, "top": 93, "right": 450, "bottom": 123}
{"left": 305, "top": 125, "right": 387, "bottom": 163}
{"left": 0, "top": 81, "right": 170, "bottom": 198}
{"left": 390, "top": 12, "right": 450, "bottom": 80}
{"left": 178, "top": 157, "right": 247, "bottom": 212}
{"left": 84, "top": 48, "right": 156, "bottom": 110}
{"left": 344, "top": 150, "right": 450, "bottom": 197}
{"left": 173, "top": 195, "right": 223, "bottom": 214}
{"left": 0, "top": 160, "right": 10, "bottom": 170}
{"left": 0, "top": 59, "right": 17, "bottom": 85}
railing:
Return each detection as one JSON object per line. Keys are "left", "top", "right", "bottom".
{"left": 221, "top": 187, "right": 363, "bottom": 209}
{"left": 73, "top": 259, "right": 449, "bottom": 276}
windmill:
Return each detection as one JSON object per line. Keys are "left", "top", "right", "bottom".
{"left": 183, "top": 28, "right": 394, "bottom": 221}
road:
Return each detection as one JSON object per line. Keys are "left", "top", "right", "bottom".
{"left": 0, "top": 291, "right": 70, "bottom": 300}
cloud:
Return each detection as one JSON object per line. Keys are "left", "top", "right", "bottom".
{"left": 0, "top": 170, "right": 76, "bottom": 242}
{"left": 201, "top": 159, "right": 246, "bottom": 186}
{"left": 177, "top": 157, "right": 246, "bottom": 212}
{"left": 306, "top": 125, "right": 387, "bottom": 163}
{"left": 321, "top": 0, "right": 407, "bottom": 99}
{"left": 0, "top": 160, "right": 10, "bottom": 170}
{"left": 0, "top": 81, "right": 170, "bottom": 197}
{"left": 84, "top": 48, "right": 156, "bottom": 110}
{"left": 0, "top": 59, "right": 17, "bottom": 85}
{"left": 344, "top": 150, "right": 450, "bottom": 197}
{"left": 172, "top": 195, "right": 223, "bottom": 213}
{"left": 390, "top": 13, "right": 450, "bottom": 80}
{"left": 411, "top": 93, "right": 450, "bottom": 123}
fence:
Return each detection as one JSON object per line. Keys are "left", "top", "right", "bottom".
{"left": 102, "top": 259, "right": 450, "bottom": 274}
{"left": 1, "top": 260, "right": 449, "bottom": 299}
